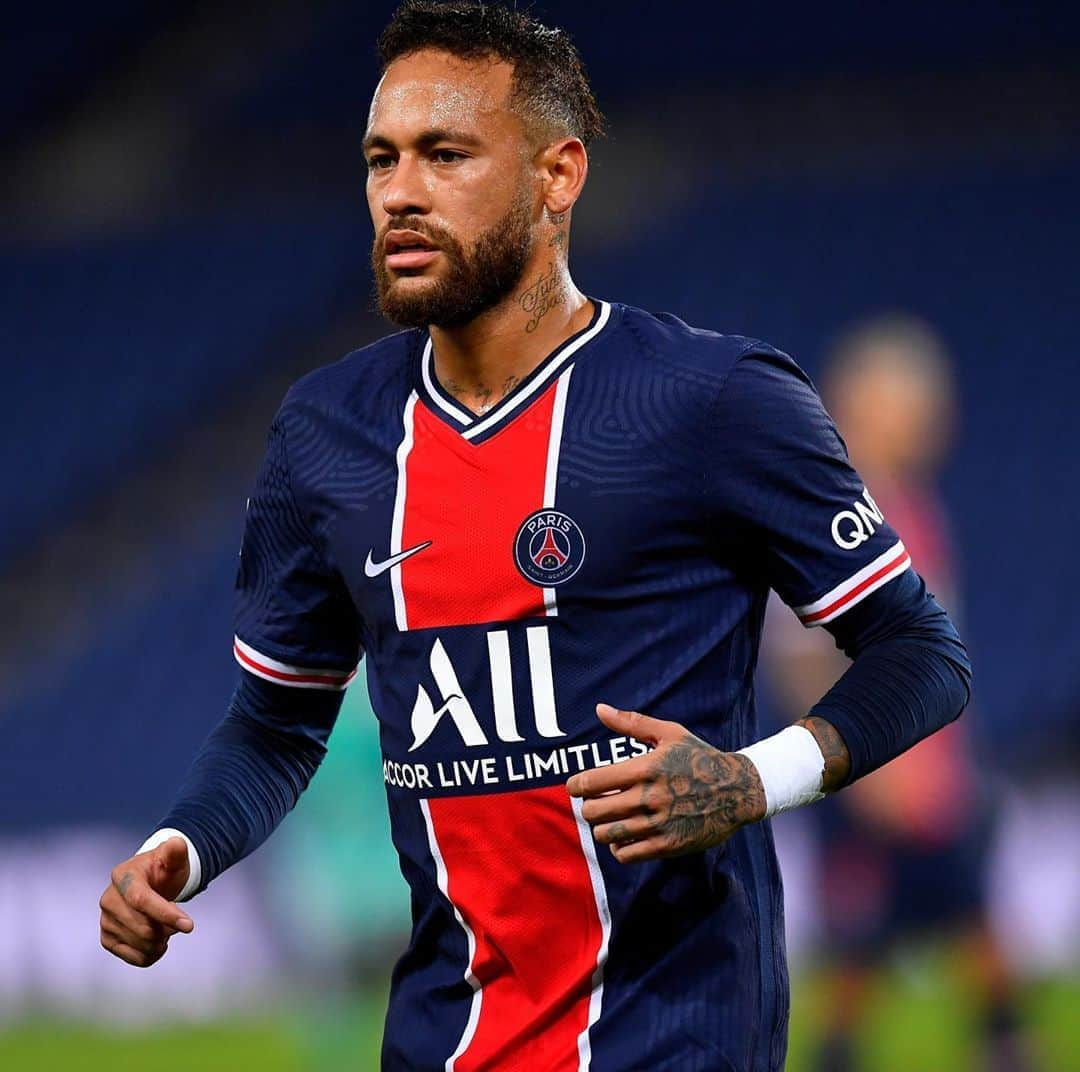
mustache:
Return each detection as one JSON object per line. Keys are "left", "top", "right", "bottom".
{"left": 377, "top": 218, "right": 451, "bottom": 248}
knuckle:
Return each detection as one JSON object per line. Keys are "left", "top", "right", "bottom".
{"left": 125, "top": 944, "right": 150, "bottom": 967}
{"left": 131, "top": 919, "right": 156, "bottom": 942}
{"left": 129, "top": 934, "right": 153, "bottom": 955}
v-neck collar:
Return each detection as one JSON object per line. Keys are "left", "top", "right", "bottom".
{"left": 416, "top": 299, "right": 614, "bottom": 443}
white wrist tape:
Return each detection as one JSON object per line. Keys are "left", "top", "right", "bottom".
{"left": 737, "top": 726, "right": 827, "bottom": 817}
{"left": 137, "top": 827, "right": 202, "bottom": 903}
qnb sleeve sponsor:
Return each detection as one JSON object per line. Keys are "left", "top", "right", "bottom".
{"left": 707, "top": 349, "right": 912, "bottom": 628}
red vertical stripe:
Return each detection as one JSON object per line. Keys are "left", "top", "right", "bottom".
{"left": 401, "top": 387, "right": 556, "bottom": 630}
{"left": 404, "top": 384, "right": 604, "bottom": 1067}
{"left": 428, "top": 785, "right": 602, "bottom": 1071}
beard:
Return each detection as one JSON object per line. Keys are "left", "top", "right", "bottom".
{"left": 372, "top": 188, "right": 535, "bottom": 329}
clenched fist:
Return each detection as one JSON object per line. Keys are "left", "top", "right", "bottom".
{"left": 99, "top": 836, "right": 194, "bottom": 967}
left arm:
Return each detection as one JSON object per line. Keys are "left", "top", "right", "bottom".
{"left": 568, "top": 570, "right": 971, "bottom": 863}
{"left": 569, "top": 345, "right": 973, "bottom": 862}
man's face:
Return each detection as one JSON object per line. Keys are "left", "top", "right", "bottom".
{"left": 364, "top": 49, "right": 539, "bottom": 328}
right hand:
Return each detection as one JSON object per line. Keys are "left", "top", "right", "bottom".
{"left": 99, "top": 836, "right": 195, "bottom": 967}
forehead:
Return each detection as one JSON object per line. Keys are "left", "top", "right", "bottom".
{"left": 367, "top": 49, "right": 518, "bottom": 140}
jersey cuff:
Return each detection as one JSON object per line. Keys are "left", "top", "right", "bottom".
{"left": 233, "top": 635, "right": 358, "bottom": 691}
{"left": 794, "top": 540, "right": 911, "bottom": 627}
{"left": 137, "top": 827, "right": 202, "bottom": 902}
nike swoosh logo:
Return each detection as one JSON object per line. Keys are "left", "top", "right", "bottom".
{"left": 364, "top": 541, "right": 432, "bottom": 578}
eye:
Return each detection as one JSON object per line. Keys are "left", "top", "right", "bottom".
{"left": 367, "top": 153, "right": 394, "bottom": 171}
{"left": 432, "top": 149, "right": 467, "bottom": 164}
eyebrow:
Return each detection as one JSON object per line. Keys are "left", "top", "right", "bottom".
{"left": 362, "top": 128, "right": 485, "bottom": 154}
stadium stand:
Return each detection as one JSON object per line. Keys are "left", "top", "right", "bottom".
{"left": 0, "top": 209, "right": 367, "bottom": 564}
{"left": 1, "top": 4, "right": 173, "bottom": 144}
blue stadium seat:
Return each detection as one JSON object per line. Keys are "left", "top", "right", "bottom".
{"left": 0, "top": 207, "right": 368, "bottom": 563}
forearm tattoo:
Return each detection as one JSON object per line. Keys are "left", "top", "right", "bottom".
{"left": 796, "top": 715, "right": 851, "bottom": 791}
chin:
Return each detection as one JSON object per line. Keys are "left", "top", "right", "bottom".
{"left": 386, "top": 266, "right": 446, "bottom": 297}
{"left": 390, "top": 269, "right": 439, "bottom": 285}
{"left": 377, "top": 281, "right": 446, "bottom": 328}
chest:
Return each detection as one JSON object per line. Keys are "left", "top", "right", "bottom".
{"left": 319, "top": 376, "right": 713, "bottom": 647}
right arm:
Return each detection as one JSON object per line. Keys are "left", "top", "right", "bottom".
{"left": 156, "top": 671, "right": 344, "bottom": 892}
{"left": 100, "top": 406, "right": 362, "bottom": 966}
{"left": 98, "top": 672, "right": 343, "bottom": 966}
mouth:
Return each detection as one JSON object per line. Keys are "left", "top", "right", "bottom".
{"left": 385, "top": 230, "right": 441, "bottom": 271}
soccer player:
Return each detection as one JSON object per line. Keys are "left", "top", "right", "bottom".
{"left": 98, "top": 4, "right": 972, "bottom": 1069}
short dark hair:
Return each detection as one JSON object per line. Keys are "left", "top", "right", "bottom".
{"left": 378, "top": 1, "right": 605, "bottom": 147}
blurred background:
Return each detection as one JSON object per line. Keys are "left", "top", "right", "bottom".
{"left": 1, "top": 1, "right": 1078, "bottom": 1069}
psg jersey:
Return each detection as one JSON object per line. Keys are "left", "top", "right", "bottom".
{"left": 233, "top": 300, "right": 911, "bottom": 1071}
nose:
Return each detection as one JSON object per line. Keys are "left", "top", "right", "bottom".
{"left": 381, "top": 153, "right": 431, "bottom": 218}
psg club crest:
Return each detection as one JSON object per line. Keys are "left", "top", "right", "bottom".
{"left": 514, "top": 510, "right": 586, "bottom": 586}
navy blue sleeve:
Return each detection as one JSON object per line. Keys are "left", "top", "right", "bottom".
{"left": 155, "top": 406, "right": 363, "bottom": 891}
{"left": 233, "top": 408, "right": 362, "bottom": 686}
{"left": 158, "top": 672, "right": 343, "bottom": 892}
{"left": 813, "top": 568, "right": 972, "bottom": 784}
{"left": 709, "top": 348, "right": 911, "bottom": 625}
{"left": 707, "top": 347, "right": 971, "bottom": 781}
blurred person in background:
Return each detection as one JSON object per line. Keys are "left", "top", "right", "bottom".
{"left": 764, "top": 314, "right": 1032, "bottom": 1072}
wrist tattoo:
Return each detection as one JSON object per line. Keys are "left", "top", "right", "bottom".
{"left": 796, "top": 715, "right": 851, "bottom": 791}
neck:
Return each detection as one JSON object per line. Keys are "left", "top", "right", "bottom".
{"left": 429, "top": 258, "right": 592, "bottom": 416}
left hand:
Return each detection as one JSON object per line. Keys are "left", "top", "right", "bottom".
{"left": 566, "top": 704, "right": 767, "bottom": 864}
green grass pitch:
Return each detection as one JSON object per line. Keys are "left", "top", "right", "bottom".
{"left": 2, "top": 968, "right": 1076, "bottom": 1070}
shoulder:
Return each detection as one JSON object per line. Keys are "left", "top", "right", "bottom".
{"left": 278, "top": 327, "right": 421, "bottom": 425}
{"left": 613, "top": 302, "right": 800, "bottom": 390}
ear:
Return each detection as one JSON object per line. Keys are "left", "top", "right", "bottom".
{"left": 537, "top": 137, "right": 588, "bottom": 216}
